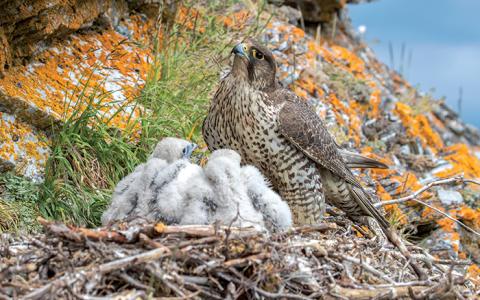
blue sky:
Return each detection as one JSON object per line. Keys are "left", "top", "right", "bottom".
{"left": 348, "top": 0, "right": 480, "bottom": 128}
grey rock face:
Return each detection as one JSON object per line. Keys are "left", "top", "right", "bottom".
{"left": 437, "top": 189, "right": 463, "bottom": 206}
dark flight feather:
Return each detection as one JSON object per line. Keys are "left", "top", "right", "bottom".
{"left": 340, "top": 150, "right": 389, "bottom": 169}
{"left": 275, "top": 91, "right": 362, "bottom": 188}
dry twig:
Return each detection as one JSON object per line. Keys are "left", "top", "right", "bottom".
{"left": 0, "top": 218, "right": 474, "bottom": 299}
{"left": 375, "top": 175, "right": 480, "bottom": 237}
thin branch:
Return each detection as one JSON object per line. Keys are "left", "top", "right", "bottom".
{"left": 338, "top": 254, "right": 395, "bottom": 284}
{"left": 223, "top": 252, "right": 270, "bottom": 267}
{"left": 374, "top": 175, "right": 480, "bottom": 237}
{"left": 331, "top": 285, "right": 427, "bottom": 299}
{"left": 375, "top": 175, "right": 466, "bottom": 208}
{"left": 409, "top": 198, "right": 480, "bottom": 238}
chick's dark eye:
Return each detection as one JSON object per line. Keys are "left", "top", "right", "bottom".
{"left": 252, "top": 49, "right": 264, "bottom": 60}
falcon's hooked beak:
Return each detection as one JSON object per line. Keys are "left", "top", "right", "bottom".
{"left": 232, "top": 43, "right": 249, "bottom": 60}
{"left": 181, "top": 143, "right": 198, "bottom": 160}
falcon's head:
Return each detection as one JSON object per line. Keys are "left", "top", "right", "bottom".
{"left": 230, "top": 38, "right": 276, "bottom": 91}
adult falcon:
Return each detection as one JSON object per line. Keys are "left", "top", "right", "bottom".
{"left": 203, "top": 38, "right": 384, "bottom": 226}
{"left": 202, "top": 38, "right": 425, "bottom": 278}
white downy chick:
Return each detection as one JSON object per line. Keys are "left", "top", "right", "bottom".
{"left": 134, "top": 138, "right": 206, "bottom": 224}
{"left": 204, "top": 149, "right": 265, "bottom": 230}
{"left": 101, "top": 158, "right": 168, "bottom": 225}
{"left": 177, "top": 175, "right": 216, "bottom": 226}
{"left": 101, "top": 162, "right": 146, "bottom": 225}
{"left": 241, "top": 165, "right": 292, "bottom": 232}
{"left": 102, "top": 137, "right": 201, "bottom": 225}
{"left": 147, "top": 138, "right": 220, "bottom": 225}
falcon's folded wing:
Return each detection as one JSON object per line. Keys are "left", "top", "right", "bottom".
{"left": 277, "top": 94, "right": 361, "bottom": 188}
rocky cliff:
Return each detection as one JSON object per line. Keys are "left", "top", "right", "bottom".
{"left": 0, "top": 0, "right": 479, "bottom": 291}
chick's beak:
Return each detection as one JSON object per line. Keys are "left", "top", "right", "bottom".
{"left": 232, "top": 43, "right": 249, "bottom": 59}
{"left": 182, "top": 143, "right": 198, "bottom": 160}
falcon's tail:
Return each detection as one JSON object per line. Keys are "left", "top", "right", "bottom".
{"left": 348, "top": 185, "right": 389, "bottom": 229}
{"left": 348, "top": 185, "right": 427, "bottom": 280}
{"left": 340, "top": 150, "right": 389, "bottom": 169}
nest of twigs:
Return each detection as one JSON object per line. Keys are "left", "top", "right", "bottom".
{"left": 0, "top": 217, "right": 475, "bottom": 299}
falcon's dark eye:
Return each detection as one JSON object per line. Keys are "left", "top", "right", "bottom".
{"left": 252, "top": 49, "right": 264, "bottom": 60}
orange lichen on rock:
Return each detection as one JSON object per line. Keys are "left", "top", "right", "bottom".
{"left": 293, "top": 86, "right": 308, "bottom": 99}
{"left": 368, "top": 88, "right": 382, "bottom": 118}
{"left": 326, "top": 93, "right": 362, "bottom": 145}
{"left": 297, "top": 77, "right": 317, "bottom": 95}
{"left": 435, "top": 215, "right": 462, "bottom": 255}
{"left": 389, "top": 172, "right": 431, "bottom": 200}
{"left": 436, "top": 144, "right": 480, "bottom": 179}
{"left": 437, "top": 217, "right": 456, "bottom": 233}
{"left": 375, "top": 183, "right": 407, "bottom": 224}
{"left": 220, "top": 9, "right": 251, "bottom": 30}
{"left": 457, "top": 206, "right": 480, "bottom": 228}
{"left": 176, "top": 5, "right": 253, "bottom": 42}
{"left": 320, "top": 45, "right": 367, "bottom": 79}
{"left": 327, "top": 93, "right": 346, "bottom": 111}
{"left": 0, "top": 112, "right": 49, "bottom": 181}
{"left": 307, "top": 40, "right": 323, "bottom": 56}
{"left": 176, "top": 6, "right": 206, "bottom": 33}
{"left": 309, "top": 44, "right": 381, "bottom": 145}
{"left": 421, "top": 205, "right": 448, "bottom": 221}
{"left": 451, "top": 234, "right": 460, "bottom": 253}
{"left": 467, "top": 264, "right": 480, "bottom": 286}
{"left": 416, "top": 114, "right": 444, "bottom": 149}
{"left": 0, "top": 15, "right": 151, "bottom": 130}
{"left": 394, "top": 102, "right": 414, "bottom": 119}
{"left": 290, "top": 27, "right": 305, "bottom": 42}
{"left": 394, "top": 102, "right": 444, "bottom": 153}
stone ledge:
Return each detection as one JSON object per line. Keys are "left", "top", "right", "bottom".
{"left": 0, "top": 14, "right": 154, "bottom": 179}
{"left": 0, "top": 15, "right": 151, "bottom": 130}
{"left": 0, "top": 0, "right": 130, "bottom": 76}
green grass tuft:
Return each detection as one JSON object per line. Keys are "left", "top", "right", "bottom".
{"left": 38, "top": 83, "right": 141, "bottom": 227}
{"left": 0, "top": 172, "right": 41, "bottom": 233}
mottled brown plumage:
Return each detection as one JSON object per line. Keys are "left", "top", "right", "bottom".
{"left": 203, "top": 40, "right": 325, "bottom": 224}
{"left": 202, "top": 38, "right": 427, "bottom": 279}
{"left": 203, "top": 38, "right": 386, "bottom": 228}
